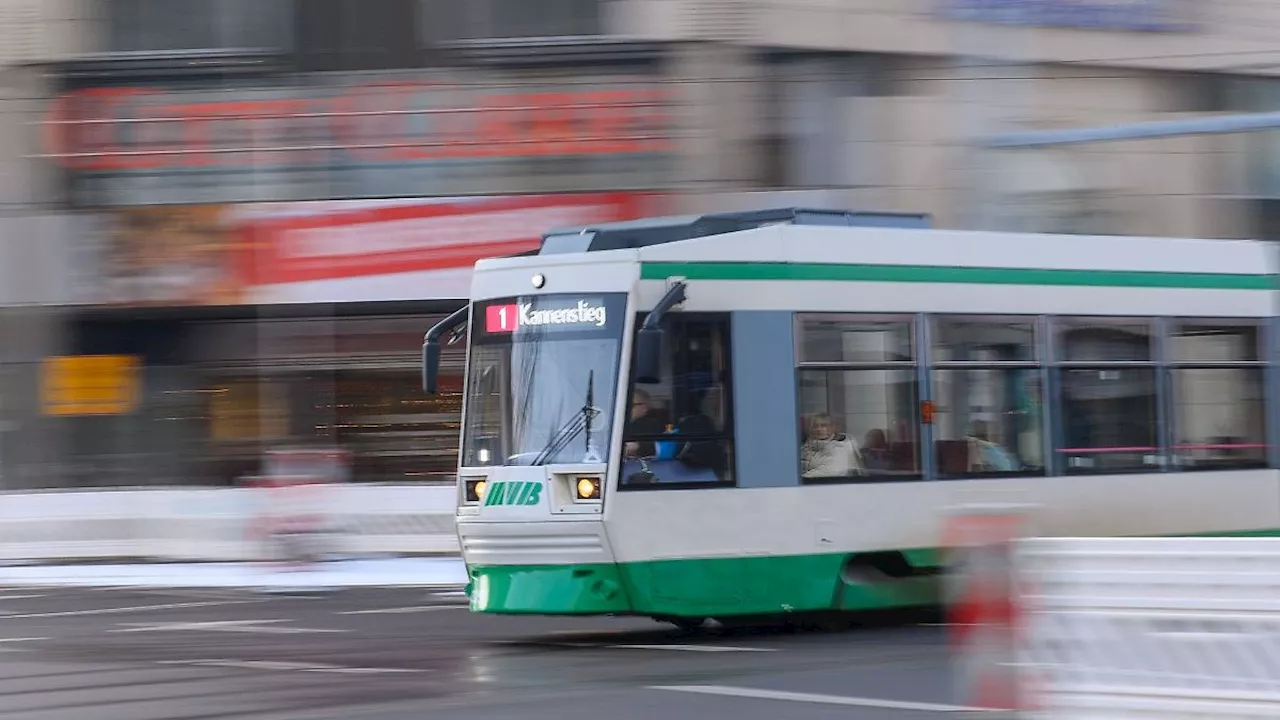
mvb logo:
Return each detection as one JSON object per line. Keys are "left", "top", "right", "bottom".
{"left": 483, "top": 481, "right": 543, "bottom": 507}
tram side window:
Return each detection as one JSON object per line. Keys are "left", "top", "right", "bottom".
{"left": 1055, "top": 318, "right": 1159, "bottom": 474}
{"left": 932, "top": 317, "right": 1045, "bottom": 477}
{"left": 1170, "top": 321, "right": 1267, "bottom": 470}
{"left": 796, "top": 315, "right": 921, "bottom": 481}
{"left": 619, "top": 314, "right": 734, "bottom": 488}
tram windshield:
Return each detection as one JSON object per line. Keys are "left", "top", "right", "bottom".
{"left": 461, "top": 293, "right": 628, "bottom": 467}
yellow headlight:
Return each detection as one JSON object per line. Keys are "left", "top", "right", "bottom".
{"left": 575, "top": 477, "right": 600, "bottom": 500}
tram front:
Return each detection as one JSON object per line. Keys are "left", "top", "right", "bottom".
{"left": 429, "top": 284, "right": 637, "bottom": 615}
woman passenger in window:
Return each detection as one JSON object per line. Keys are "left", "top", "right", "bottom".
{"left": 801, "top": 413, "right": 864, "bottom": 478}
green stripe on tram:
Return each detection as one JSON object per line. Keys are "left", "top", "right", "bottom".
{"left": 639, "top": 262, "right": 1275, "bottom": 290}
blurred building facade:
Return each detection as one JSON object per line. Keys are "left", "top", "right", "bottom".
{"left": 1, "top": 0, "right": 1280, "bottom": 488}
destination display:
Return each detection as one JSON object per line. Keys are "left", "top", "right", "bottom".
{"left": 485, "top": 300, "right": 609, "bottom": 333}
{"left": 473, "top": 294, "right": 623, "bottom": 341}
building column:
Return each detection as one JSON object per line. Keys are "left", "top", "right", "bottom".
{"left": 664, "top": 42, "right": 764, "bottom": 204}
{"left": 0, "top": 306, "right": 73, "bottom": 490}
{"left": 0, "top": 64, "right": 75, "bottom": 490}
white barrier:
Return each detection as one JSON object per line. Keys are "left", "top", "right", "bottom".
{"left": 0, "top": 485, "right": 459, "bottom": 563}
{"left": 1014, "top": 537, "right": 1280, "bottom": 719}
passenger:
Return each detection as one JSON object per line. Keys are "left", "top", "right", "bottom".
{"left": 671, "top": 389, "right": 725, "bottom": 472}
{"left": 862, "top": 428, "right": 889, "bottom": 471}
{"left": 967, "top": 420, "right": 1019, "bottom": 472}
{"left": 624, "top": 388, "right": 666, "bottom": 459}
{"left": 801, "top": 413, "right": 864, "bottom": 477}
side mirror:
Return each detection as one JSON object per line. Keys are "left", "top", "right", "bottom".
{"left": 422, "top": 305, "right": 469, "bottom": 395}
{"left": 633, "top": 325, "right": 664, "bottom": 384}
{"left": 422, "top": 339, "right": 441, "bottom": 395}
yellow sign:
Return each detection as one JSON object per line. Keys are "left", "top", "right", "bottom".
{"left": 41, "top": 355, "right": 140, "bottom": 416}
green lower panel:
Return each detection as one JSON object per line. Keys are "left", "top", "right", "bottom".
{"left": 468, "top": 550, "right": 942, "bottom": 617}
{"left": 620, "top": 553, "right": 849, "bottom": 617}
{"left": 836, "top": 548, "right": 944, "bottom": 611}
{"left": 467, "top": 563, "right": 633, "bottom": 615}
{"left": 465, "top": 528, "right": 1280, "bottom": 617}
{"left": 1190, "top": 528, "right": 1280, "bottom": 538}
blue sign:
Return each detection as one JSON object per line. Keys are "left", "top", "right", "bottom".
{"left": 937, "top": 0, "right": 1197, "bottom": 32}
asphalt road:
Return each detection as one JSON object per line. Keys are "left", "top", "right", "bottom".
{"left": 0, "top": 582, "right": 967, "bottom": 720}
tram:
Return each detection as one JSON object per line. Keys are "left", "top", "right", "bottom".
{"left": 422, "top": 208, "right": 1280, "bottom": 627}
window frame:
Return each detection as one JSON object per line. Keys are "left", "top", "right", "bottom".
{"left": 930, "top": 315, "right": 1046, "bottom": 480}
{"left": 422, "top": 0, "right": 605, "bottom": 42}
{"left": 107, "top": 0, "right": 295, "bottom": 55}
{"left": 616, "top": 311, "right": 737, "bottom": 492}
{"left": 794, "top": 312, "right": 922, "bottom": 484}
{"left": 1167, "top": 318, "right": 1268, "bottom": 471}
{"left": 1051, "top": 316, "right": 1162, "bottom": 476}
{"left": 294, "top": 0, "right": 422, "bottom": 72}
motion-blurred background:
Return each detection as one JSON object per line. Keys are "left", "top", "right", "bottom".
{"left": 1, "top": 0, "right": 1279, "bottom": 491}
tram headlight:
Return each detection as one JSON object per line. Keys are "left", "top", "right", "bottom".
{"left": 575, "top": 477, "right": 601, "bottom": 501}
{"left": 465, "top": 479, "right": 487, "bottom": 503}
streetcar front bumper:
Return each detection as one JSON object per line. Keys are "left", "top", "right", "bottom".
{"left": 465, "top": 562, "right": 631, "bottom": 615}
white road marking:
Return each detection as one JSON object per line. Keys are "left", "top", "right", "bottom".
{"left": 0, "top": 637, "right": 46, "bottom": 653}
{"left": 487, "top": 640, "right": 775, "bottom": 652}
{"left": 650, "top": 685, "right": 983, "bottom": 713}
{"left": 0, "top": 594, "right": 46, "bottom": 600}
{"left": 158, "top": 659, "right": 423, "bottom": 674}
{"left": 338, "top": 605, "right": 466, "bottom": 615}
{"left": 483, "top": 640, "right": 595, "bottom": 649}
{"left": 134, "top": 588, "right": 280, "bottom": 601}
{"left": 0, "top": 600, "right": 254, "bottom": 620}
{"left": 612, "top": 644, "right": 777, "bottom": 653}
{"left": 114, "top": 620, "right": 287, "bottom": 633}
{"left": 114, "top": 619, "right": 346, "bottom": 634}
{"left": 1151, "top": 631, "right": 1253, "bottom": 640}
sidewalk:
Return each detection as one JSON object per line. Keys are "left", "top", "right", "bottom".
{"left": 0, "top": 557, "right": 469, "bottom": 590}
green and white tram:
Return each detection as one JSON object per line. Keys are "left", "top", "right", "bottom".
{"left": 422, "top": 208, "right": 1280, "bottom": 626}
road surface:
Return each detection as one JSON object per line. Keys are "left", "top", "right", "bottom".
{"left": 0, "top": 583, "right": 965, "bottom": 720}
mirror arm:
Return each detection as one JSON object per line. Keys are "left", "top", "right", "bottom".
{"left": 632, "top": 280, "right": 687, "bottom": 385}
{"left": 642, "top": 280, "right": 687, "bottom": 330}
{"left": 422, "top": 305, "right": 470, "bottom": 394}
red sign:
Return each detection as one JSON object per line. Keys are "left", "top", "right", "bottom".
{"left": 43, "top": 82, "right": 672, "bottom": 172}
{"left": 237, "top": 192, "right": 650, "bottom": 287}
{"left": 82, "top": 192, "right": 661, "bottom": 306}
{"left": 485, "top": 304, "right": 519, "bottom": 334}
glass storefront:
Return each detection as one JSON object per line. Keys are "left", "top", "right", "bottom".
{"left": 54, "top": 310, "right": 467, "bottom": 488}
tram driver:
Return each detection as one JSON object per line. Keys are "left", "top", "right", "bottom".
{"left": 625, "top": 388, "right": 665, "bottom": 459}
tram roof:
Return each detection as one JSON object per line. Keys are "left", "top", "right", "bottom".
{"left": 536, "top": 207, "right": 931, "bottom": 255}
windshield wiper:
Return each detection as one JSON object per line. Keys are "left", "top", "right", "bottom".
{"left": 531, "top": 371, "right": 601, "bottom": 466}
